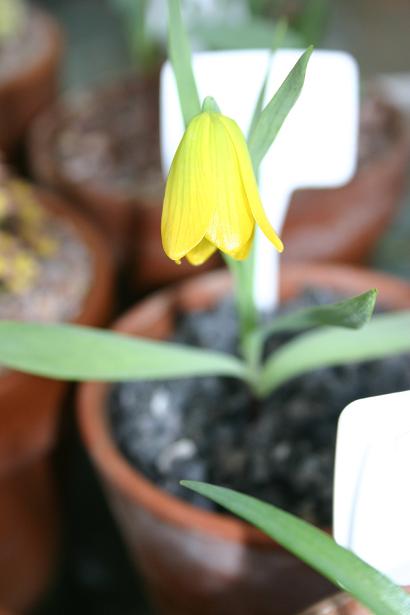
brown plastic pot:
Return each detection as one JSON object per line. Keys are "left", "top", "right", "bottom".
{"left": 77, "top": 263, "right": 410, "bottom": 615}
{"left": 0, "top": 8, "right": 63, "bottom": 157}
{"left": 0, "top": 186, "right": 114, "bottom": 612}
{"left": 28, "top": 88, "right": 409, "bottom": 288}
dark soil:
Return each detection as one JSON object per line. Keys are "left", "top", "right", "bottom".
{"left": 0, "top": 9, "right": 49, "bottom": 82}
{"left": 53, "top": 78, "right": 393, "bottom": 203}
{"left": 109, "top": 292, "right": 410, "bottom": 526}
{"left": 0, "top": 212, "right": 92, "bottom": 322}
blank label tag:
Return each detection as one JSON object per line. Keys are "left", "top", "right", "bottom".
{"left": 333, "top": 390, "right": 410, "bottom": 584}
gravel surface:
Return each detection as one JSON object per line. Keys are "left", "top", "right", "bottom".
{"left": 54, "top": 78, "right": 163, "bottom": 200}
{"left": 0, "top": 212, "right": 92, "bottom": 322}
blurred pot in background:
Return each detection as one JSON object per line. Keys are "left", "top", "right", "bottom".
{"left": 283, "top": 96, "right": 409, "bottom": 264}
{"left": 0, "top": 171, "right": 113, "bottom": 612}
{"left": 28, "top": 93, "right": 408, "bottom": 291}
{"left": 0, "top": 0, "right": 63, "bottom": 157}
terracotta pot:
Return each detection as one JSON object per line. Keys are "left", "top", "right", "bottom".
{"left": 298, "top": 588, "right": 410, "bottom": 615}
{"left": 0, "top": 186, "right": 114, "bottom": 612}
{"left": 283, "top": 100, "right": 410, "bottom": 264}
{"left": 77, "top": 263, "right": 410, "bottom": 615}
{"left": 0, "top": 8, "right": 63, "bottom": 157}
{"left": 299, "top": 592, "right": 384, "bottom": 615}
{"left": 28, "top": 86, "right": 409, "bottom": 288}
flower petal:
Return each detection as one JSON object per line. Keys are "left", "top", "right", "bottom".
{"left": 186, "top": 238, "right": 217, "bottom": 265}
{"left": 161, "top": 114, "right": 214, "bottom": 262}
{"left": 205, "top": 114, "right": 254, "bottom": 255}
{"left": 230, "top": 229, "right": 254, "bottom": 260}
{"left": 220, "top": 116, "right": 284, "bottom": 253}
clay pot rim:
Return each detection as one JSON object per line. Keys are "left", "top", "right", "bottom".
{"left": 298, "top": 592, "right": 357, "bottom": 614}
{"left": 0, "top": 9, "right": 63, "bottom": 95}
{"left": 0, "top": 185, "right": 114, "bottom": 399}
{"left": 77, "top": 264, "right": 410, "bottom": 547}
{"left": 299, "top": 587, "right": 410, "bottom": 614}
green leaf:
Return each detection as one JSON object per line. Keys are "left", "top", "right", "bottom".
{"left": 258, "top": 310, "right": 410, "bottom": 397}
{"left": 245, "top": 289, "right": 377, "bottom": 370}
{"left": 263, "top": 288, "right": 377, "bottom": 336}
{"left": 192, "top": 18, "right": 302, "bottom": 52}
{"left": 0, "top": 321, "right": 247, "bottom": 382}
{"left": 181, "top": 482, "right": 410, "bottom": 615}
{"left": 167, "top": 0, "right": 201, "bottom": 126}
{"left": 248, "top": 18, "right": 288, "bottom": 140}
{"left": 248, "top": 46, "right": 313, "bottom": 170}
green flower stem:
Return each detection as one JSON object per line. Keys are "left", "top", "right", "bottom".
{"left": 223, "top": 253, "right": 258, "bottom": 346}
{"left": 167, "top": 0, "right": 312, "bottom": 387}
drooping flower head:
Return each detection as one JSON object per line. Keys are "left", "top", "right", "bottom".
{"left": 161, "top": 98, "right": 284, "bottom": 265}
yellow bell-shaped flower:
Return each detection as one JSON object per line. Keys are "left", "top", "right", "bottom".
{"left": 161, "top": 104, "right": 284, "bottom": 266}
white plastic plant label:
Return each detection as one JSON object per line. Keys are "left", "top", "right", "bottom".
{"left": 333, "top": 390, "right": 410, "bottom": 584}
{"left": 160, "top": 49, "right": 359, "bottom": 311}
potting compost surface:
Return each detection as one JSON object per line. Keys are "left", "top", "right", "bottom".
{"left": 0, "top": 212, "right": 92, "bottom": 322}
{"left": 54, "top": 78, "right": 163, "bottom": 200}
{"left": 0, "top": 10, "right": 50, "bottom": 82}
{"left": 109, "top": 292, "right": 410, "bottom": 527}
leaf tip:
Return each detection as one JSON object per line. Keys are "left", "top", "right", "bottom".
{"left": 180, "top": 479, "right": 196, "bottom": 489}
{"left": 367, "top": 287, "right": 378, "bottom": 311}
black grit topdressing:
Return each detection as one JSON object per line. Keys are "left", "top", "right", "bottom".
{"left": 109, "top": 293, "right": 410, "bottom": 526}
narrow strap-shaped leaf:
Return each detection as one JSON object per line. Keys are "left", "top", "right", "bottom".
{"left": 182, "top": 481, "right": 410, "bottom": 615}
{"left": 167, "top": 0, "right": 201, "bottom": 126}
{"left": 247, "top": 18, "right": 288, "bottom": 140}
{"left": 262, "top": 289, "right": 377, "bottom": 334}
{"left": 0, "top": 321, "right": 247, "bottom": 382}
{"left": 248, "top": 46, "right": 313, "bottom": 170}
{"left": 244, "top": 289, "right": 377, "bottom": 371}
{"left": 258, "top": 311, "right": 410, "bottom": 397}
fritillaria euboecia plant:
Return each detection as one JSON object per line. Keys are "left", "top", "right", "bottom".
{"left": 0, "top": 3, "right": 409, "bottom": 611}
{"left": 0, "top": 0, "right": 409, "bottom": 396}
